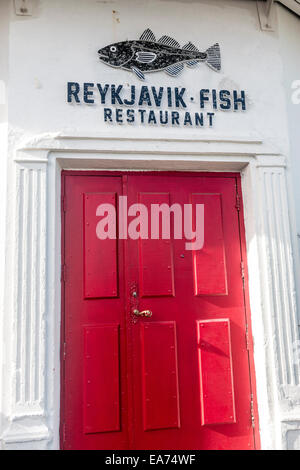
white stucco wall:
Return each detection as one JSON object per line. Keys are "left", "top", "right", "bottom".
{"left": 6, "top": 0, "right": 290, "bottom": 147}
{"left": 277, "top": 2, "right": 300, "bottom": 312}
{"left": 1, "top": 0, "right": 300, "bottom": 449}
{"left": 0, "top": 0, "right": 10, "bottom": 450}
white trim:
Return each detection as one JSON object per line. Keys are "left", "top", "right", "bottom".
{"left": 277, "top": 0, "right": 300, "bottom": 17}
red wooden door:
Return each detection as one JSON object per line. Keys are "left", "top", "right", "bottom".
{"left": 61, "top": 172, "right": 259, "bottom": 450}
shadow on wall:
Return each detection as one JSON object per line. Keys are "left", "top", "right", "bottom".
{"left": 287, "top": 428, "right": 300, "bottom": 450}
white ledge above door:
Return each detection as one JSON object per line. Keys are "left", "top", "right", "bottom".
{"left": 14, "top": 132, "right": 283, "bottom": 165}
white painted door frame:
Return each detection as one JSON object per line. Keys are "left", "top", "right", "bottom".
{"left": 1, "top": 133, "right": 300, "bottom": 449}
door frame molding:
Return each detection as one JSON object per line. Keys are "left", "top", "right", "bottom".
{"left": 2, "top": 132, "right": 299, "bottom": 449}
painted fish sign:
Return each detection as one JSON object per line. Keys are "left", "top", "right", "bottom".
{"left": 98, "top": 28, "right": 221, "bottom": 80}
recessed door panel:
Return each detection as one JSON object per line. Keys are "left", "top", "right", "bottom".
{"left": 197, "top": 319, "right": 236, "bottom": 426}
{"left": 138, "top": 193, "right": 175, "bottom": 297}
{"left": 84, "top": 325, "right": 120, "bottom": 434}
{"left": 192, "top": 193, "right": 227, "bottom": 296}
{"left": 141, "top": 321, "right": 180, "bottom": 431}
{"left": 84, "top": 192, "right": 118, "bottom": 299}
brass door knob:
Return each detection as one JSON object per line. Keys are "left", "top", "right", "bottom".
{"left": 133, "top": 309, "right": 152, "bottom": 317}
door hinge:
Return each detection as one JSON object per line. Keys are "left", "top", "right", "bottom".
{"left": 240, "top": 261, "right": 245, "bottom": 285}
{"left": 14, "top": 0, "right": 33, "bottom": 16}
{"left": 62, "top": 422, "right": 66, "bottom": 444}
{"left": 61, "top": 264, "right": 67, "bottom": 283}
{"left": 62, "top": 195, "right": 67, "bottom": 212}
{"left": 63, "top": 342, "right": 67, "bottom": 360}
{"left": 250, "top": 394, "right": 255, "bottom": 429}
{"left": 235, "top": 192, "right": 241, "bottom": 211}
{"left": 245, "top": 322, "right": 250, "bottom": 351}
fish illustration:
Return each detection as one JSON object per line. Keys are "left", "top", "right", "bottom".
{"left": 98, "top": 28, "right": 221, "bottom": 81}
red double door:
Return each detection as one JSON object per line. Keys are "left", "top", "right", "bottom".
{"left": 61, "top": 172, "right": 259, "bottom": 450}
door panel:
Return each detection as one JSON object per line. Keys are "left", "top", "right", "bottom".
{"left": 83, "top": 324, "right": 120, "bottom": 434}
{"left": 197, "top": 319, "right": 236, "bottom": 426}
{"left": 141, "top": 321, "right": 180, "bottom": 431}
{"left": 62, "top": 172, "right": 258, "bottom": 450}
{"left": 192, "top": 193, "right": 227, "bottom": 296}
{"left": 126, "top": 174, "right": 254, "bottom": 450}
{"left": 84, "top": 192, "right": 118, "bottom": 299}
{"left": 62, "top": 175, "right": 129, "bottom": 450}
{"left": 139, "top": 192, "right": 175, "bottom": 297}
